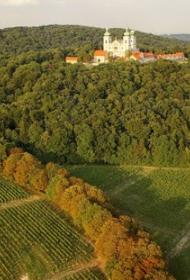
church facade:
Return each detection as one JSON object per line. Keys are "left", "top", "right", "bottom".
{"left": 103, "top": 28, "right": 137, "bottom": 57}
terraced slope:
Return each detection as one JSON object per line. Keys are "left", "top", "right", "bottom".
{"left": 0, "top": 178, "right": 104, "bottom": 280}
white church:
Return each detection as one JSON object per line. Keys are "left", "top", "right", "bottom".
{"left": 94, "top": 28, "right": 137, "bottom": 63}
{"left": 104, "top": 28, "right": 137, "bottom": 57}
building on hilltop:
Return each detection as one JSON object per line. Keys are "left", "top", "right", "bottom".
{"left": 156, "top": 52, "right": 185, "bottom": 61}
{"left": 65, "top": 56, "right": 79, "bottom": 64}
{"left": 130, "top": 51, "right": 186, "bottom": 63}
{"left": 103, "top": 28, "right": 137, "bottom": 57}
{"left": 131, "top": 51, "right": 156, "bottom": 63}
{"left": 94, "top": 50, "right": 108, "bottom": 64}
{"left": 64, "top": 29, "right": 186, "bottom": 65}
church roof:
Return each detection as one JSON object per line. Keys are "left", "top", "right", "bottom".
{"left": 112, "top": 39, "right": 123, "bottom": 44}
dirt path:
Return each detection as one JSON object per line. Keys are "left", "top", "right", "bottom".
{"left": 168, "top": 222, "right": 190, "bottom": 258}
{"left": 48, "top": 260, "right": 99, "bottom": 280}
{"left": 0, "top": 195, "right": 43, "bottom": 211}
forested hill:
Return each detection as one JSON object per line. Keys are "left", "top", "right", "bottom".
{"left": 0, "top": 50, "right": 190, "bottom": 166}
{"left": 165, "top": 34, "right": 190, "bottom": 42}
{"left": 0, "top": 25, "right": 190, "bottom": 57}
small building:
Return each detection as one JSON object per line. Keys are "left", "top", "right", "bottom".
{"left": 130, "top": 51, "right": 144, "bottom": 62}
{"left": 65, "top": 56, "right": 79, "bottom": 64}
{"left": 142, "top": 52, "right": 156, "bottom": 63}
{"left": 156, "top": 52, "right": 185, "bottom": 61}
{"left": 130, "top": 51, "right": 156, "bottom": 63}
{"left": 94, "top": 50, "right": 108, "bottom": 64}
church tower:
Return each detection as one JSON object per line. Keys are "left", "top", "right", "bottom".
{"left": 123, "top": 28, "right": 131, "bottom": 53}
{"left": 130, "top": 30, "right": 137, "bottom": 50}
{"left": 103, "top": 28, "right": 112, "bottom": 52}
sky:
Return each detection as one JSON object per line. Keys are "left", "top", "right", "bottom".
{"left": 0, "top": 0, "right": 189, "bottom": 34}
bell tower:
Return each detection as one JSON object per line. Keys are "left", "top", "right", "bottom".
{"left": 130, "top": 30, "right": 137, "bottom": 50}
{"left": 123, "top": 28, "right": 131, "bottom": 53}
{"left": 103, "top": 28, "right": 112, "bottom": 52}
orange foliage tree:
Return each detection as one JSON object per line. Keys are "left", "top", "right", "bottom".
{"left": 2, "top": 152, "right": 24, "bottom": 180}
{"left": 1, "top": 149, "right": 175, "bottom": 280}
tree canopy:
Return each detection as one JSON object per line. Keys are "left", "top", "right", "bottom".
{"left": 0, "top": 49, "right": 190, "bottom": 166}
{"left": 0, "top": 25, "right": 190, "bottom": 58}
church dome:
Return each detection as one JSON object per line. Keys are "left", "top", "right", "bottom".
{"left": 124, "top": 28, "right": 130, "bottom": 36}
{"left": 104, "top": 28, "right": 111, "bottom": 36}
{"left": 130, "top": 29, "right": 135, "bottom": 35}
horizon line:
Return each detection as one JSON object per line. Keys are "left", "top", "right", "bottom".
{"left": 0, "top": 23, "right": 189, "bottom": 36}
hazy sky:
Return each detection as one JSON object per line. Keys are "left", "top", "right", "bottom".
{"left": 0, "top": 0, "right": 189, "bottom": 34}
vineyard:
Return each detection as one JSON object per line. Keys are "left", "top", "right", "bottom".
{"left": 0, "top": 177, "right": 29, "bottom": 203}
{"left": 2, "top": 164, "right": 188, "bottom": 280}
{"left": 0, "top": 179, "right": 105, "bottom": 280}
{"left": 67, "top": 165, "right": 190, "bottom": 280}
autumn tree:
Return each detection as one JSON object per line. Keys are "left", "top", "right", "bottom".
{"left": 1, "top": 150, "right": 175, "bottom": 280}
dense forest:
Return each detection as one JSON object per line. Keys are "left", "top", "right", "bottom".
{"left": 0, "top": 25, "right": 190, "bottom": 58}
{"left": 0, "top": 49, "right": 190, "bottom": 166}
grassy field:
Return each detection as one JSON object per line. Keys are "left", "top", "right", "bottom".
{"left": 67, "top": 165, "right": 190, "bottom": 280}
{"left": 0, "top": 178, "right": 105, "bottom": 280}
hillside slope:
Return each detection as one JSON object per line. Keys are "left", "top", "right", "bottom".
{"left": 165, "top": 34, "right": 190, "bottom": 42}
{"left": 67, "top": 164, "right": 190, "bottom": 280}
{"left": 0, "top": 150, "right": 175, "bottom": 280}
{"left": 0, "top": 178, "right": 101, "bottom": 280}
{"left": 0, "top": 50, "right": 190, "bottom": 167}
{"left": 0, "top": 25, "right": 189, "bottom": 56}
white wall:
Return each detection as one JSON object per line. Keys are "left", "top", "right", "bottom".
{"left": 94, "top": 56, "right": 107, "bottom": 63}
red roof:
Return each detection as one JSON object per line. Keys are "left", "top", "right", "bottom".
{"left": 132, "top": 53, "right": 142, "bottom": 60}
{"left": 131, "top": 51, "right": 143, "bottom": 60}
{"left": 143, "top": 52, "right": 155, "bottom": 58}
{"left": 156, "top": 52, "right": 185, "bottom": 59}
{"left": 94, "top": 50, "right": 108, "bottom": 57}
